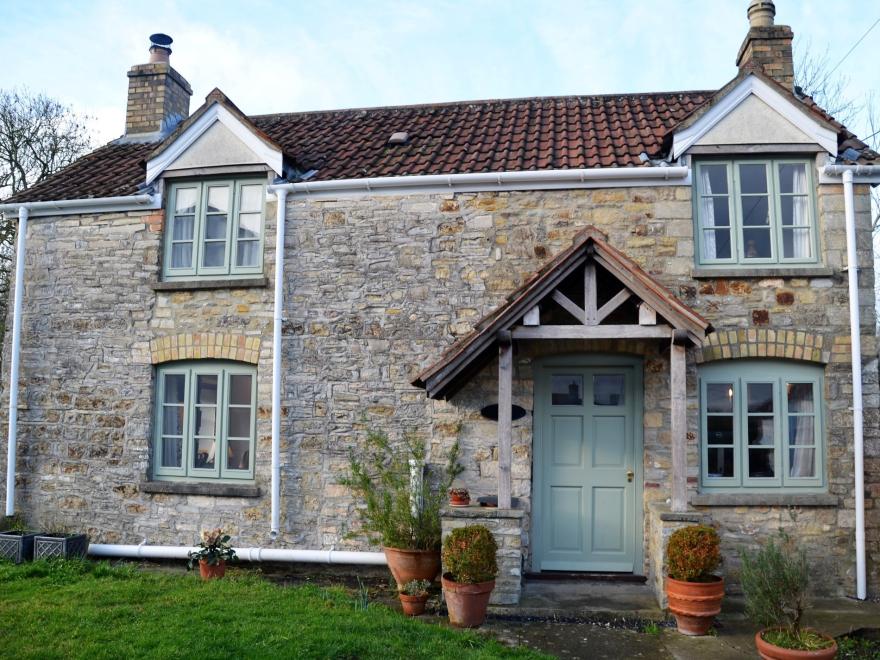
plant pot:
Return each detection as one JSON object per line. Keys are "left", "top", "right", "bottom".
{"left": 441, "top": 574, "right": 495, "bottom": 628}
{"left": 0, "top": 530, "right": 38, "bottom": 563}
{"left": 199, "top": 559, "right": 227, "bottom": 580}
{"left": 449, "top": 495, "right": 470, "bottom": 507}
{"left": 665, "top": 575, "right": 724, "bottom": 636}
{"left": 755, "top": 628, "right": 838, "bottom": 660}
{"left": 33, "top": 533, "right": 89, "bottom": 560}
{"left": 382, "top": 547, "right": 441, "bottom": 589}
{"left": 398, "top": 592, "right": 429, "bottom": 616}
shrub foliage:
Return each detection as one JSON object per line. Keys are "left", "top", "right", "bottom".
{"left": 442, "top": 525, "right": 498, "bottom": 584}
{"left": 740, "top": 532, "right": 809, "bottom": 635}
{"left": 666, "top": 525, "right": 721, "bottom": 582}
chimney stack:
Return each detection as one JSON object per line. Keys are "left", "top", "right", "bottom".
{"left": 124, "top": 34, "right": 192, "bottom": 139}
{"left": 736, "top": 0, "right": 794, "bottom": 89}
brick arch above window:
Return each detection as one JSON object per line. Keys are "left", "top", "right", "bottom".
{"left": 698, "top": 329, "right": 829, "bottom": 365}
{"left": 150, "top": 333, "right": 261, "bottom": 365}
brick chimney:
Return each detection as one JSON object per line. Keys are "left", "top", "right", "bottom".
{"left": 735, "top": 0, "right": 794, "bottom": 89}
{"left": 124, "top": 34, "right": 192, "bottom": 138}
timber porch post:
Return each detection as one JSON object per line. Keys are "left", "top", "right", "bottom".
{"left": 670, "top": 330, "right": 688, "bottom": 512}
{"left": 497, "top": 331, "right": 513, "bottom": 509}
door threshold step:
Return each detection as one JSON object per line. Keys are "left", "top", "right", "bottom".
{"left": 524, "top": 571, "right": 647, "bottom": 583}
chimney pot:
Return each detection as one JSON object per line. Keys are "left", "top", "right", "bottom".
{"left": 747, "top": 0, "right": 776, "bottom": 28}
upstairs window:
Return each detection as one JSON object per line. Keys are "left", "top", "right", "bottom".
{"left": 695, "top": 159, "right": 817, "bottom": 267}
{"left": 163, "top": 179, "right": 265, "bottom": 280}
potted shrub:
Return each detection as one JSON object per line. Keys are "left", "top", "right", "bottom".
{"left": 187, "top": 528, "right": 237, "bottom": 580}
{"left": 448, "top": 488, "right": 470, "bottom": 506}
{"left": 0, "top": 515, "right": 38, "bottom": 563}
{"left": 665, "top": 524, "right": 724, "bottom": 636}
{"left": 341, "top": 429, "right": 462, "bottom": 588}
{"left": 740, "top": 533, "right": 837, "bottom": 659}
{"left": 398, "top": 579, "right": 431, "bottom": 616}
{"left": 441, "top": 524, "right": 498, "bottom": 628}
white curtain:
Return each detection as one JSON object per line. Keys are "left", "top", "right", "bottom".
{"left": 789, "top": 417, "right": 815, "bottom": 477}
{"left": 700, "top": 168, "right": 717, "bottom": 259}
{"left": 790, "top": 166, "right": 811, "bottom": 258}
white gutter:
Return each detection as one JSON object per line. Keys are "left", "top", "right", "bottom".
{"left": 268, "top": 166, "right": 692, "bottom": 199}
{"left": 270, "top": 189, "right": 288, "bottom": 538}
{"left": 4, "top": 207, "right": 27, "bottom": 516}
{"left": 822, "top": 163, "right": 880, "bottom": 601}
{"left": 88, "top": 543, "right": 387, "bottom": 565}
{"left": 0, "top": 193, "right": 159, "bottom": 217}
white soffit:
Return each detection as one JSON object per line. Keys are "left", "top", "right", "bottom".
{"left": 146, "top": 104, "right": 283, "bottom": 184}
{"left": 672, "top": 76, "right": 838, "bottom": 159}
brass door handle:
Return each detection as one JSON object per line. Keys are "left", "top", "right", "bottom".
{"left": 626, "top": 469, "right": 634, "bottom": 482}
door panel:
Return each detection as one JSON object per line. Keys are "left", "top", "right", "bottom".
{"left": 536, "top": 364, "right": 637, "bottom": 572}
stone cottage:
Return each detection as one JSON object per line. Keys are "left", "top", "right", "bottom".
{"left": 1, "top": 1, "right": 878, "bottom": 605}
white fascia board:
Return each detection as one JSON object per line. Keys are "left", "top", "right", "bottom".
{"left": 145, "top": 104, "right": 283, "bottom": 184}
{"left": 0, "top": 193, "right": 161, "bottom": 218}
{"left": 672, "top": 76, "right": 838, "bottom": 159}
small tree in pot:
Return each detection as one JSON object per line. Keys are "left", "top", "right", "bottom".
{"left": 398, "top": 579, "right": 431, "bottom": 617}
{"left": 665, "top": 525, "right": 724, "bottom": 636}
{"left": 187, "top": 528, "right": 237, "bottom": 580}
{"left": 441, "top": 525, "right": 498, "bottom": 628}
{"left": 740, "top": 533, "right": 837, "bottom": 659}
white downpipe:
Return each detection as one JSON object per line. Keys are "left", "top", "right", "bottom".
{"left": 87, "top": 543, "right": 387, "bottom": 565}
{"left": 270, "top": 189, "right": 288, "bottom": 539}
{"left": 4, "top": 207, "right": 28, "bottom": 516}
{"left": 824, "top": 164, "right": 872, "bottom": 600}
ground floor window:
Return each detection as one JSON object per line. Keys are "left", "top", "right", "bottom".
{"left": 153, "top": 361, "right": 256, "bottom": 481}
{"left": 699, "top": 360, "right": 824, "bottom": 490}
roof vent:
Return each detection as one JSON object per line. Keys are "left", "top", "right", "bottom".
{"left": 148, "top": 33, "right": 173, "bottom": 63}
{"left": 388, "top": 131, "right": 409, "bottom": 145}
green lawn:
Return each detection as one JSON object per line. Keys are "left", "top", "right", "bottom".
{"left": 0, "top": 560, "right": 545, "bottom": 660}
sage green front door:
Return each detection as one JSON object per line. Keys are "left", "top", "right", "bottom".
{"left": 534, "top": 360, "right": 640, "bottom": 572}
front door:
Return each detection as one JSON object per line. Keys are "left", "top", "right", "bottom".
{"left": 534, "top": 359, "right": 640, "bottom": 572}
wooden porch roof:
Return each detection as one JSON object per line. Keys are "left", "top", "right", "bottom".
{"left": 412, "top": 226, "right": 713, "bottom": 399}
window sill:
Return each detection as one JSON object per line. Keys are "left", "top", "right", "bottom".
{"left": 691, "top": 267, "right": 834, "bottom": 279}
{"left": 691, "top": 492, "right": 838, "bottom": 507}
{"left": 140, "top": 481, "right": 261, "bottom": 498}
{"left": 151, "top": 277, "right": 269, "bottom": 292}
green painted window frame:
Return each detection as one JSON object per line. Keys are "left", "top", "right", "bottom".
{"left": 699, "top": 360, "right": 825, "bottom": 492}
{"left": 694, "top": 159, "right": 819, "bottom": 267}
{"left": 162, "top": 179, "right": 266, "bottom": 281}
{"left": 153, "top": 361, "right": 257, "bottom": 482}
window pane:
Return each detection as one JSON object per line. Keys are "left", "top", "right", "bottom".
{"left": 206, "top": 186, "right": 230, "bottom": 214}
{"left": 748, "top": 448, "right": 775, "bottom": 477}
{"left": 782, "top": 228, "right": 811, "bottom": 259}
{"left": 238, "top": 212, "right": 261, "bottom": 239}
{"left": 700, "top": 196, "right": 730, "bottom": 228}
{"left": 240, "top": 185, "right": 263, "bottom": 212}
{"left": 162, "top": 405, "right": 184, "bottom": 435}
{"left": 161, "top": 437, "right": 183, "bottom": 468}
{"left": 236, "top": 241, "right": 260, "bottom": 267}
{"left": 787, "top": 383, "right": 814, "bottom": 413}
{"left": 205, "top": 214, "right": 227, "bottom": 240}
{"left": 171, "top": 243, "right": 192, "bottom": 269}
{"left": 701, "top": 164, "right": 729, "bottom": 195}
{"left": 748, "top": 383, "right": 774, "bottom": 412}
{"left": 194, "top": 407, "right": 216, "bottom": 436}
{"left": 706, "top": 416, "right": 733, "bottom": 445}
{"left": 228, "top": 407, "right": 251, "bottom": 438}
{"left": 739, "top": 163, "right": 768, "bottom": 194}
{"left": 194, "top": 438, "right": 216, "bottom": 469}
{"left": 227, "top": 439, "right": 250, "bottom": 470}
{"left": 788, "top": 416, "right": 814, "bottom": 446}
{"left": 789, "top": 448, "right": 815, "bottom": 478}
{"left": 707, "top": 383, "right": 734, "bottom": 413}
{"left": 203, "top": 242, "right": 226, "bottom": 267}
{"left": 748, "top": 416, "right": 774, "bottom": 445}
{"left": 230, "top": 374, "right": 252, "bottom": 405}
{"left": 175, "top": 187, "right": 198, "bottom": 214}
{"left": 552, "top": 375, "right": 582, "bottom": 405}
{"left": 594, "top": 374, "right": 624, "bottom": 406}
{"left": 197, "top": 375, "right": 218, "bottom": 404}
{"left": 173, "top": 215, "right": 194, "bottom": 241}
{"left": 743, "top": 228, "right": 771, "bottom": 258}
{"left": 164, "top": 374, "right": 186, "bottom": 404}
{"left": 703, "top": 229, "right": 732, "bottom": 260}
{"left": 708, "top": 447, "right": 734, "bottom": 478}
{"left": 741, "top": 196, "right": 769, "bottom": 226}
{"left": 778, "top": 163, "right": 808, "bottom": 194}
{"left": 780, "top": 196, "right": 810, "bottom": 227}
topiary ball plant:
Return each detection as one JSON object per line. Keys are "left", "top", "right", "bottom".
{"left": 666, "top": 525, "right": 721, "bottom": 582}
{"left": 442, "top": 525, "right": 498, "bottom": 584}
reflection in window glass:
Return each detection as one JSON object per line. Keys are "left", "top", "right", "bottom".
{"left": 551, "top": 375, "right": 583, "bottom": 406}
{"left": 594, "top": 374, "right": 624, "bottom": 406}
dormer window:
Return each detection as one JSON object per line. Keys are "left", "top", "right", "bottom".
{"left": 695, "top": 159, "right": 818, "bottom": 267}
{"left": 163, "top": 179, "right": 265, "bottom": 280}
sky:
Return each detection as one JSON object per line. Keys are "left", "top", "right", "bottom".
{"left": 0, "top": 0, "right": 878, "bottom": 146}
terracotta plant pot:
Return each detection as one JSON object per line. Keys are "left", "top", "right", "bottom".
{"left": 398, "top": 592, "right": 429, "bottom": 616}
{"left": 382, "top": 547, "right": 441, "bottom": 588}
{"left": 441, "top": 573, "right": 495, "bottom": 628}
{"left": 199, "top": 559, "right": 226, "bottom": 580}
{"left": 665, "top": 576, "right": 724, "bottom": 636}
{"left": 449, "top": 494, "right": 470, "bottom": 506}
{"left": 755, "top": 628, "right": 838, "bottom": 660}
